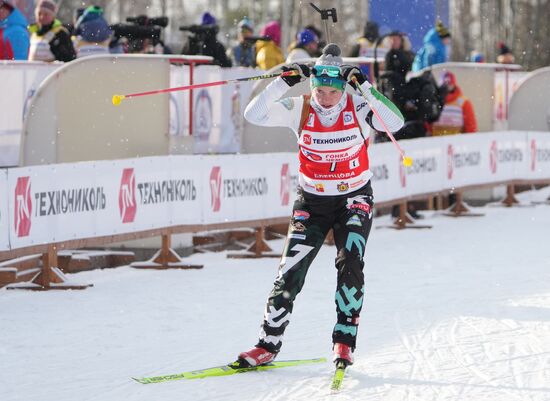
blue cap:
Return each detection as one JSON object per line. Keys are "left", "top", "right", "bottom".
{"left": 238, "top": 18, "right": 253, "bottom": 31}
{"left": 297, "top": 29, "right": 318, "bottom": 46}
{"left": 201, "top": 12, "right": 216, "bottom": 26}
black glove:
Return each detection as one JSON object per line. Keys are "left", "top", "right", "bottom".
{"left": 341, "top": 65, "right": 366, "bottom": 88}
{"left": 281, "top": 63, "right": 311, "bottom": 87}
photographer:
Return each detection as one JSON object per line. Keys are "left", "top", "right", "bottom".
{"left": 181, "top": 12, "right": 231, "bottom": 67}
{"left": 227, "top": 17, "right": 255, "bottom": 67}
{"left": 110, "top": 15, "right": 170, "bottom": 54}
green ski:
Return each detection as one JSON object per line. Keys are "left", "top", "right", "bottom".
{"left": 133, "top": 357, "right": 326, "bottom": 384}
{"left": 330, "top": 361, "right": 347, "bottom": 391}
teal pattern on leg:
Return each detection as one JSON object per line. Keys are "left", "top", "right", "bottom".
{"left": 345, "top": 232, "right": 366, "bottom": 256}
{"left": 335, "top": 285, "right": 364, "bottom": 316}
{"left": 334, "top": 324, "right": 358, "bottom": 336}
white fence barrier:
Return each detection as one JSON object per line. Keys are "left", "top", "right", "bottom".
{"left": 0, "top": 169, "right": 9, "bottom": 250}
{"left": 0, "top": 62, "right": 59, "bottom": 166}
{"left": 1, "top": 131, "right": 549, "bottom": 253}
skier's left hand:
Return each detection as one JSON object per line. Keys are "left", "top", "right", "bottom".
{"left": 341, "top": 65, "right": 367, "bottom": 89}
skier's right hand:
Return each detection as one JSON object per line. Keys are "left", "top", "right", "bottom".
{"left": 281, "top": 63, "right": 311, "bottom": 87}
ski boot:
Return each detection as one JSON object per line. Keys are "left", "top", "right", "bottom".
{"left": 333, "top": 343, "right": 354, "bottom": 367}
{"left": 237, "top": 346, "right": 277, "bottom": 367}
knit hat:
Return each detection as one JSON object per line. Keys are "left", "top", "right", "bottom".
{"left": 36, "top": 0, "right": 57, "bottom": 15}
{"left": 297, "top": 29, "right": 318, "bottom": 46}
{"left": 435, "top": 20, "right": 450, "bottom": 38}
{"left": 311, "top": 43, "right": 346, "bottom": 91}
{"left": 441, "top": 71, "right": 456, "bottom": 87}
{"left": 498, "top": 41, "right": 512, "bottom": 55}
{"left": 237, "top": 18, "right": 253, "bottom": 32}
{"left": 260, "top": 21, "right": 281, "bottom": 47}
{"left": 201, "top": 11, "right": 216, "bottom": 26}
{"left": 363, "top": 21, "right": 379, "bottom": 42}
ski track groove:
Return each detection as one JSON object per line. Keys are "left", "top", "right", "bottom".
{"left": 448, "top": 317, "right": 526, "bottom": 401}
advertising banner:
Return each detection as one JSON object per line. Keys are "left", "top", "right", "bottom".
{"left": 106, "top": 156, "right": 203, "bottom": 235}
{"left": 3, "top": 132, "right": 550, "bottom": 251}
{"left": 369, "top": 141, "right": 404, "bottom": 203}
{"left": 0, "top": 62, "right": 59, "bottom": 167}
{"left": 399, "top": 137, "right": 445, "bottom": 198}
{"left": 0, "top": 169, "right": 9, "bottom": 251}
{"left": 493, "top": 71, "right": 528, "bottom": 130}
{"left": 527, "top": 132, "right": 550, "bottom": 180}
{"left": 190, "top": 66, "right": 257, "bottom": 154}
{"left": 488, "top": 131, "right": 528, "bottom": 182}
{"left": 201, "top": 153, "right": 297, "bottom": 225}
{"left": 8, "top": 162, "right": 109, "bottom": 248}
{"left": 7, "top": 157, "right": 204, "bottom": 249}
{"left": 444, "top": 133, "right": 492, "bottom": 189}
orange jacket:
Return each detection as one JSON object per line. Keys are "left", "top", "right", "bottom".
{"left": 432, "top": 85, "right": 477, "bottom": 136}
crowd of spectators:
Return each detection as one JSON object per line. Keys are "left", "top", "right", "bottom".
{"left": 0, "top": 1, "right": 518, "bottom": 74}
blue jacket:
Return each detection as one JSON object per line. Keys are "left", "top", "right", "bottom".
{"left": 412, "top": 28, "right": 447, "bottom": 72}
{"left": 0, "top": 8, "right": 29, "bottom": 60}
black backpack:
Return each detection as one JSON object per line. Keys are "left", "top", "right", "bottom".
{"left": 404, "top": 71, "right": 445, "bottom": 123}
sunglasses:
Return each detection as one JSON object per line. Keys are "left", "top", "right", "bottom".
{"left": 312, "top": 65, "right": 342, "bottom": 78}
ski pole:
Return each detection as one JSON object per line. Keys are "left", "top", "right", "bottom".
{"left": 351, "top": 76, "right": 413, "bottom": 167}
{"left": 112, "top": 70, "right": 298, "bottom": 106}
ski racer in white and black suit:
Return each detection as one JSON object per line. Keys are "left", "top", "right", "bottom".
{"left": 238, "top": 44, "right": 404, "bottom": 368}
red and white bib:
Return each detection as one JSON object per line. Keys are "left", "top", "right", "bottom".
{"left": 298, "top": 94, "right": 372, "bottom": 196}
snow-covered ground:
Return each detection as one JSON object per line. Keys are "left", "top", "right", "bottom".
{"left": 1, "top": 187, "right": 550, "bottom": 401}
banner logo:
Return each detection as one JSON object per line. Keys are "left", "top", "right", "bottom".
{"left": 303, "top": 134, "right": 312, "bottom": 145}
{"left": 194, "top": 89, "right": 213, "bottom": 139}
{"left": 490, "top": 140, "right": 498, "bottom": 174}
{"left": 447, "top": 144, "right": 454, "bottom": 180}
{"left": 210, "top": 166, "right": 222, "bottom": 212}
{"left": 280, "top": 163, "right": 290, "bottom": 206}
{"left": 119, "top": 168, "right": 137, "bottom": 223}
{"left": 14, "top": 176, "right": 32, "bottom": 237}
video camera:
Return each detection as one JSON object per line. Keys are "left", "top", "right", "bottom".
{"left": 110, "top": 15, "right": 169, "bottom": 53}
{"left": 179, "top": 24, "right": 219, "bottom": 37}
{"left": 126, "top": 15, "right": 169, "bottom": 28}
{"left": 244, "top": 36, "right": 272, "bottom": 43}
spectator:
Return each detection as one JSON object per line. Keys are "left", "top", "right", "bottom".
{"left": 470, "top": 50, "right": 485, "bottom": 63}
{"left": 304, "top": 24, "right": 323, "bottom": 56}
{"left": 227, "top": 17, "right": 255, "bottom": 67}
{"left": 378, "top": 48, "right": 427, "bottom": 140}
{"left": 28, "top": 0, "right": 75, "bottom": 62}
{"left": 286, "top": 28, "right": 318, "bottom": 63}
{"left": 496, "top": 42, "right": 515, "bottom": 64}
{"left": 379, "top": 47, "right": 443, "bottom": 219}
{"left": 0, "top": 0, "right": 29, "bottom": 60}
{"left": 73, "top": 5, "right": 111, "bottom": 58}
{"left": 431, "top": 71, "right": 477, "bottom": 136}
{"left": 255, "top": 20, "right": 284, "bottom": 70}
{"left": 412, "top": 20, "right": 451, "bottom": 71}
{"left": 181, "top": 12, "right": 231, "bottom": 67}
{"left": 349, "top": 21, "right": 381, "bottom": 59}
{"left": 383, "top": 30, "right": 413, "bottom": 53}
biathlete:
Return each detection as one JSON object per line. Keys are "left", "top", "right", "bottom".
{"left": 239, "top": 43, "right": 404, "bottom": 367}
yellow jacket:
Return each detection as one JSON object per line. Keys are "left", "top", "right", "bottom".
{"left": 256, "top": 40, "right": 284, "bottom": 70}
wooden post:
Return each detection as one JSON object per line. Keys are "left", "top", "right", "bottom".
{"left": 444, "top": 191, "right": 484, "bottom": 217}
{"left": 227, "top": 226, "right": 280, "bottom": 259}
{"left": 7, "top": 244, "right": 92, "bottom": 291}
{"left": 502, "top": 184, "right": 520, "bottom": 207}
{"left": 131, "top": 232, "right": 203, "bottom": 270}
{"left": 384, "top": 201, "right": 431, "bottom": 230}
